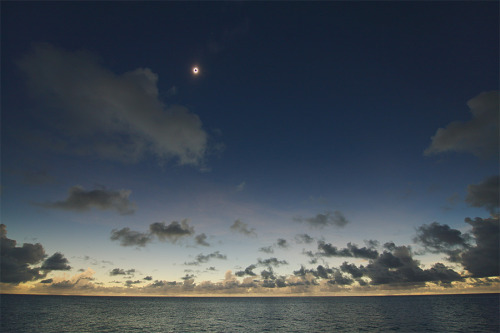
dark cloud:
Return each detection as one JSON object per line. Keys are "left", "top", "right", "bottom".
{"left": 109, "top": 268, "right": 135, "bottom": 276}
{"left": 181, "top": 274, "right": 195, "bottom": 281}
{"left": 186, "top": 251, "right": 227, "bottom": 266}
{"left": 110, "top": 228, "right": 152, "bottom": 247}
{"left": 195, "top": 233, "right": 210, "bottom": 246}
{"left": 1, "top": 225, "right": 72, "bottom": 284}
{"left": 424, "top": 91, "right": 499, "bottom": 158}
{"left": 465, "top": 175, "right": 499, "bottom": 215}
{"left": 235, "top": 264, "right": 257, "bottom": 277}
{"left": 258, "top": 246, "right": 274, "bottom": 254}
{"left": 364, "top": 240, "right": 379, "bottom": 249}
{"left": 257, "top": 257, "right": 288, "bottom": 267}
{"left": 317, "top": 241, "right": 379, "bottom": 259}
{"left": 230, "top": 219, "right": 256, "bottom": 237}
{"left": 340, "top": 262, "right": 364, "bottom": 278}
{"left": 125, "top": 280, "right": 141, "bottom": 287}
{"left": 143, "top": 276, "right": 153, "bottom": 281}
{"left": 1, "top": 224, "right": 46, "bottom": 284}
{"left": 461, "top": 217, "right": 499, "bottom": 278}
{"left": 276, "top": 238, "right": 288, "bottom": 248}
{"left": 150, "top": 220, "right": 194, "bottom": 242}
{"left": 414, "top": 222, "right": 470, "bottom": 256}
{"left": 40, "top": 278, "right": 53, "bottom": 284}
{"left": 40, "top": 185, "right": 136, "bottom": 215}
{"left": 295, "top": 234, "right": 314, "bottom": 244}
{"left": 41, "top": 252, "right": 71, "bottom": 271}
{"left": 18, "top": 43, "right": 209, "bottom": 166}
{"left": 294, "top": 211, "right": 349, "bottom": 228}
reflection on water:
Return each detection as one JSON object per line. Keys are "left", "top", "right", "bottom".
{"left": 1, "top": 294, "right": 498, "bottom": 332}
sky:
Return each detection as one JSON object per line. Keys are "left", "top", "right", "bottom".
{"left": 1, "top": 1, "right": 499, "bottom": 296}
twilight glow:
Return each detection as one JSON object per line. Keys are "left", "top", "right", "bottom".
{"left": 1, "top": 1, "right": 499, "bottom": 296}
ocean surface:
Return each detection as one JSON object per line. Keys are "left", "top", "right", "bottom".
{"left": 1, "top": 293, "right": 498, "bottom": 332}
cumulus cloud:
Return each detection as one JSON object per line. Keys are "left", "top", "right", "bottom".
{"left": 235, "top": 264, "right": 257, "bottom": 277}
{"left": 185, "top": 251, "right": 227, "bottom": 266}
{"left": 259, "top": 246, "right": 274, "bottom": 254}
{"left": 294, "top": 211, "right": 349, "bottom": 228}
{"left": 110, "top": 268, "right": 135, "bottom": 276}
{"left": 0, "top": 224, "right": 71, "bottom": 284}
{"left": 317, "top": 241, "right": 379, "bottom": 259}
{"left": 414, "top": 222, "right": 470, "bottom": 255}
{"left": 111, "top": 220, "right": 195, "bottom": 247}
{"left": 424, "top": 91, "right": 499, "bottom": 158}
{"left": 295, "top": 234, "right": 314, "bottom": 244}
{"left": 257, "top": 257, "right": 288, "bottom": 267}
{"left": 461, "top": 217, "right": 499, "bottom": 278}
{"left": 465, "top": 175, "right": 499, "bottom": 216}
{"left": 230, "top": 219, "right": 256, "bottom": 237}
{"left": 41, "top": 185, "right": 136, "bottom": 215}
{"left": 143, "top": 276, "right": 153, "bottom": 281}
{"left": 149, "top": 220, "right": 194, "bottom": 242}
{"left": 41, "top": 252, "right": 71, "bottom": 271}
{"left": 18, "top": 43, "right": 209, "bottom": 166}
{"left": 110, "top": 228, "right": 152, "bottom": 247}
{"left": 414, "top": 217, "right": 499, "bottom": 278}
{"left": 195, "top": 233, "right": 210, "bottom": 246}
{"left": 276, "top": 238, "right": 288, "bottom": 249}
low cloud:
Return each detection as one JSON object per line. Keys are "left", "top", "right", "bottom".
{"left": 465, "top": 175, "right": 499, "bottom": 216}
{"left": 110, "top": 228, "right": 152, "bottom": 247}
{"left": 111, "top": 220, "right": 195, "bottom": 247}
{"left": 294, "top": 211, "right": 349, "bottom": 228}
{"left": 195, "top": 233, "right": 210, "bottom": 246}
{"left": 41, "top": 253, "right": 71, "bottom": 271}
{"left": 276, "top": 238, "right": 288, "bottom": 249}
{"left": 110, "top": 268, "right": 135, "bottom": 276}
{"left": 18, "top": 43, "right": 209, "bottom": 166}
{"left": 295, "top": 234, "right": 315, "bottom": 244}
{"left": 317, "top": 241, "right": 379, "bottom": 259}
{"left": 40, "top": 185, "right": 136, "bottom": 215}
{"left": 150, "top": 220, "right": 194, "bottom": 242}
{"left": 185, "top": 251, "right": 227, "bottom": 266}
{"left": 230, "top": 219, "right": 256, "bottom": 237}
{"left": 259, "top": 246, "right": 274, "bottom": 254}
{"left": 424, "top": 91, "right": 499, "bottom": 158}
{"left": 0, "top": 224, "right": 71, "bottom": 284}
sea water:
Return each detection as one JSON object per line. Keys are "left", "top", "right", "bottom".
{"left": 1, "top": 293, "right": 498, "bottom": 332}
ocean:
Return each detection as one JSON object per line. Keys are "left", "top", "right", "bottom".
{"left": 1, "top": 293, "right": 498, "bottom": 332}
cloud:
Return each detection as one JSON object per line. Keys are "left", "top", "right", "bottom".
{"left": 424, "top": 91, "right": 499, "bottom": 158}
{"left": 230, "top": 219, "right": 256, "bottom": 237}
{"left": 110, "top": 228, "right": 152, "bottom": 247}
{"left": 276, "top": 238, "right": 288, "bottom": 249}
{"left": 41, "top": 252, "right": 71, "bottom": 271}
{"left": 295, "top": 234, "right": 314, "bottom": 244}
{"left": 294, "top": 211, "right": 349, "bottom": 228}
{"left": 195, "top": 233, "right": 210, "bottom": 246}
{"left": 149, "top": 220, "right": 194, "bottom": 242}
{"left": 125, "top": 280, "right": 142, "bottom": 287}
{"left": 18, "top": 43, "right": 209, "bottom": 166}
{"left": 461, "top": 217, "right": 499, "bottom": 278}
{"left": 257, "top": 257, "right": 288, "bottom": 267}
{"left": 41, "top": 185, "right": 136, "bottom": 215}
{"left": 40, "top": 278, "right": 53, "bottom": 284}
{"left": 143, "top": 276, "right": 153, "bottom": 281}
{"left": 0, "top": 224, "right": 71, "bottom": 284}
{"left": 414, "top": 222, "right": 470, "bottom": 255}
{"left": 465, "top": 175, "right": 499, "bottom": 216}
{"left": 413, "top": 217, "right": 499, "bottom": 278}
{"left": 185, "top": 251, "right": 227, "bottom": 266}
{"left": 109, "top": 268, "right": 135, "bottom": 276}
{"left": 111, "top": 220, "right": 195, "bottom": 247}
{"left": 317, "top": 241, "right": 379, "bottom": 259}
{"left": 259, "top": 246, "right": 274, "bottom": 254}
{"left": 235, "top": 264, "right": 257, "bottom": 277}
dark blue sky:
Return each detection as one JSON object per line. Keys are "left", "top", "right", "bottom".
{"left": 1, "top": 2, "right": 498, "bottom": 295}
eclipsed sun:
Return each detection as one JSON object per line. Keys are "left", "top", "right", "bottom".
{"left": 192, "top": 67, "right": 199, "bottom": 74}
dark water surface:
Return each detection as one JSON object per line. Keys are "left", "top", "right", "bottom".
{"left": 1, "top": 293, "right": 499, "bottom": 332}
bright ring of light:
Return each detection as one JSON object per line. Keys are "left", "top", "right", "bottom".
{"left": 193, "top": 67, "right": 199, "bottom": 74}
